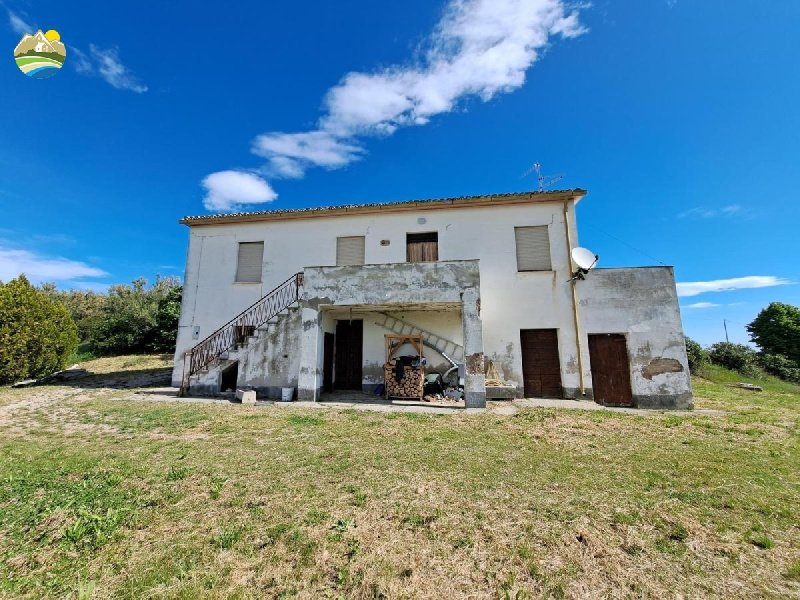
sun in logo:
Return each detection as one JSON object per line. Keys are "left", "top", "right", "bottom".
{"left": 13, "top": 28, "right": 67, "bottom": 78}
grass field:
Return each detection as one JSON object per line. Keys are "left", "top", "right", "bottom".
{"left": 0, "top": 357, "right": 798, "bottom": 598}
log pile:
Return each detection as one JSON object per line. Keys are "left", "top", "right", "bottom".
{"left": 384, "top": 364, "right": 424, "bottom": 399}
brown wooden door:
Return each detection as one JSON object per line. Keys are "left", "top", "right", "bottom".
{"left": 334, "top": 320, "right": 363, "bottom": 390}
{"left": 323, "top": 333, "right": 335, "bottom": 393}
{"left": 520, "top": 329, "right": 562, "bottom": 398}
{"left": 588, "top": 334, "right": 633, "bottom": 406}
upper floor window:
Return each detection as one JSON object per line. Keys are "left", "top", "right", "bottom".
{"left": 407, "top": 232, "right": 438, "bottom": 263}
{"left": 515, "top": 226, "right": 552, "bottom": 271}
{"left": 336, "top": 236, "right": 366, "bottom": 266}
{"left": 235, "top": 241, "right": 264, "bottom": 283}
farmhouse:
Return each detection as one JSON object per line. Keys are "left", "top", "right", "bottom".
{"left": 172, "top": 190, "right": 693, "bottom": 409}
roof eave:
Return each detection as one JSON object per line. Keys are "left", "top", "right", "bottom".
{"left": 179, "top": 189, "right": 588, "bottom": 227}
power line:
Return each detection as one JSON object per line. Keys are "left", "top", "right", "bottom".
{"left": 582, "top": 225, "right": 669, "bottom": 267}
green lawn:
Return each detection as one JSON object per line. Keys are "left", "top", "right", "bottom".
{"left": 0, "top": 357, "right": 798, "bottom": 598}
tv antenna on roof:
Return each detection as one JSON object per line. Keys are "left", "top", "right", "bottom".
{"left": 569, "top": 247, "right": 599, "bottom": 281}
{"left": 522, "top": 162, "right": 564, "bottom": 192}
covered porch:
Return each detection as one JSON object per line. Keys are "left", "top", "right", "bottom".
{"left": 296, "top": 260, "right": 486, "bottom": 408}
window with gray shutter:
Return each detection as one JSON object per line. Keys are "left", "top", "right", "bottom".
{"left": 515, "top": 226, "right": 552, "bottom": 271}
{"left": 336, "top": 236, "right": 365, "bottom": 266}
{"left": 235, "top": 241, "right": 264, "bottom": 282}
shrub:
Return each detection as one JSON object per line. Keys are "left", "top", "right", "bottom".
{"left": 758, "top": 353, "right": 800, "bottom": 383}
{"left": 88, "top": 277, "right": 181, "bottom": 356}
{"left": 0, "top": 275, "right": 79, "bottom": 384}
{"left": 684, "top": 337, "right": 709, "bottom": 374}
{"left": 708, "top": 342, "right": 762, "bottom": 378}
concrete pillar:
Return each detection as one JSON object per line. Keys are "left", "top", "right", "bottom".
{"left": 461, "top": 287, "right": 486, "bottom": 408}
{"left": 297, "top": 303, "right": 321, "bottom": 401}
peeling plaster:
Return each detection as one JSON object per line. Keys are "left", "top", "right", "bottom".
{"left": 641, "top": 358, "right": 684, "bottom": 380}
{"left": 465, "top": 352, "right": 484, "bottom": 375}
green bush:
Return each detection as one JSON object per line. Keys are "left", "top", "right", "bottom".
{"left": 708, "top": 342, "right": 762, "bottom": 378}
{"left": 684, "top": 337, "right": 709, "bottom": 374}
{"left": 758, "top": 353, "right": 800, "bottom": 383}
{"left": 0, "top": 275, "right": 79, "bottom": 384}
{"left": 89, "top": 277, "right": 181, "bottom": 356}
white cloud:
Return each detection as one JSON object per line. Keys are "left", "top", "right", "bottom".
{"left": 682, "top": 302, "right": 720, "bottom": 309}
{"left": 678, "top": 204, "right": 743, "bottom": 219}
{"left": 204, "top": 0, "right": 586, "bottom": 211}
{"left": 5, "top": 7, "right": 32, "bottom": 34}
{"left": 253, "top": 131, "right": 364, "bottom": 178}
{"left": 71, "top": 46, "right": 93, "bottom": 74}
{"left": 202, "top": 170, "right": 278, "bottom": 211}
{"left": 322, "top": 0, "right": 585, "bottom": 136}
{"left": 676, "top": 276, "right": 792, "bottom": 298}
{"left": 72, "top": 45, "right": 148, "bottom": 93}
{"left": 0, "top": 247, "right": 107, "bottom": 284}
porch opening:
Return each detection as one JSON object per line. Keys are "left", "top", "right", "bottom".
{"left": 220, "top": 361, "right": 238, "bottom": 393}
{"left": 317, "top": 303, "right": 469, "bottom": 408}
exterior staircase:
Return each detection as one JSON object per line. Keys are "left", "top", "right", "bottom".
{"left": 373, "top": 312, "right": 464, "bottom": 365}
{"left": 179, "top": 273, "right": 303, "bottom": 395}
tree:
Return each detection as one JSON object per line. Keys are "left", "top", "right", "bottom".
{"left": 39, "top": 284, "right": 107, "bottom": 343}
{"left": 747, "top": 302, "right": 800, "bottom": 364}
{"left": 0, "top": 276, "right": 79, "bottom": 384}
{"left": 152, "top": 284, "right": 183, "bottom": 353}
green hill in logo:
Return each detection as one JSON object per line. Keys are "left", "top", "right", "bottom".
{"left": 14, "top": 29, "right": 67, "bottom": 79}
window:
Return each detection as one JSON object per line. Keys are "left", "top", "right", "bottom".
{"left": 407, "top": 232, "right": 438, "bottom": 263}
{"left": 515, "top": 226, "right": 551, "bottom": 271}
{"left": 235, "top": 241, "right": 264, "bottom": 283}
{"left": 336, "top": 236, "right": 366, "bottom": 266}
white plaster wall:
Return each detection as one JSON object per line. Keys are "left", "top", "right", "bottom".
{"left": 579, "top": 267, "right": 692, "bottom": 406}
{"left": 172, "top": 200, "right": 583, "bottom": 390}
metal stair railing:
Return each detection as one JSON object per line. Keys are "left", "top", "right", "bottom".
{"left": 180, "top": 272, "right": 303, "bottom": 395}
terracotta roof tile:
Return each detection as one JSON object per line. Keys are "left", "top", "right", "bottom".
{"left": 180, "top": 189, "right": 587, "bottom": 225}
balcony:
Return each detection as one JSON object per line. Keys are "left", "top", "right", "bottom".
{"left": 301, "top": 259, "right": 480, "bottom": 308}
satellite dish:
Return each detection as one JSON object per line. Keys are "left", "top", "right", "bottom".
{"left": 570, "top": 247, "right": 599, "bottom": 281}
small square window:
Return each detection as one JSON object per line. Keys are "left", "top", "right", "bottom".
{"left": 407, "top": 232, "right": 438, "bottom": 262}
{"left": 336, "top": 236, "right": 366, "bottom": 266}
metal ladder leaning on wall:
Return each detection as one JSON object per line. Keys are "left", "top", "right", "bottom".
{"left": 373, "top": 312, "right": 464, "bottom": 366}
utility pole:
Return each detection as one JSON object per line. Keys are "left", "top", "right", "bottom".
{"left": 723, "top": 319, "right": 729, "bottom": 343}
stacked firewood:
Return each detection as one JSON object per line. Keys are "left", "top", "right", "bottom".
{"left": 383, "top": 364, "right": 424, "bottom": 398}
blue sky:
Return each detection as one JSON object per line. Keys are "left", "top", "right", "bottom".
{"left": 1, "top": 0, "right": 798, "bottom": 346}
